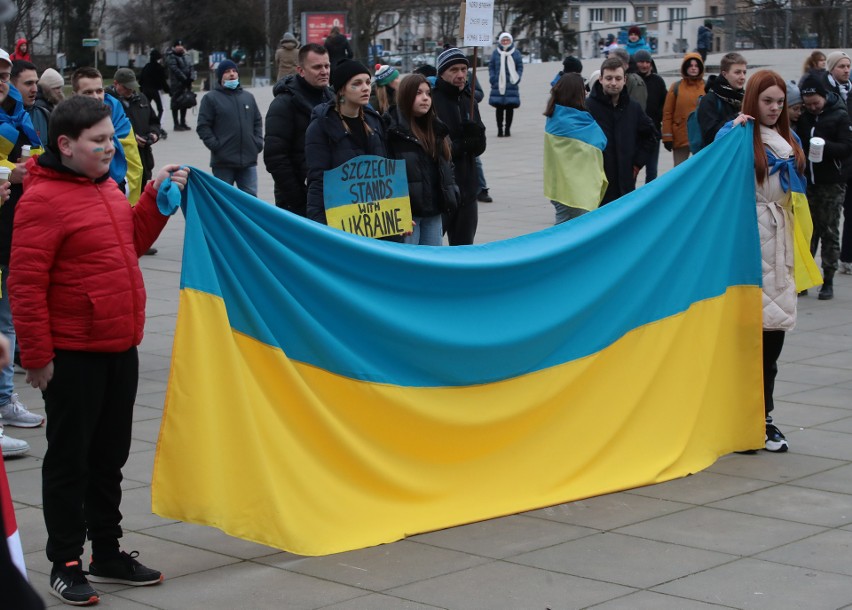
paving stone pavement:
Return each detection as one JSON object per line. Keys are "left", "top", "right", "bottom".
{"left": 6, "top": 49, "right": 852, "bottom": 609}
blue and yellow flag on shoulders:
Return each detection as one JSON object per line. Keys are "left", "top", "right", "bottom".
{"left": 543, "top": 104, "right": 608, "bottom": 210}
{"left": 153, "top": 125, "right": 765, "bottom": 556}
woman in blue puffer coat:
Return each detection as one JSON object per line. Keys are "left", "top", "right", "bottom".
{"left": 488, "top": 32, "right": 522, "bottom": 137}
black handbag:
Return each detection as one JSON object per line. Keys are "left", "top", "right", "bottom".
{"left": 174, "top": 90, "right": 197, "bottom": 110}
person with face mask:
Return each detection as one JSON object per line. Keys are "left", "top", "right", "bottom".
{"left": 488, "top": 33, "right": 522, "bottom": 138}
{"left": 196, "top": 59, "right": 263, "bottom": 196}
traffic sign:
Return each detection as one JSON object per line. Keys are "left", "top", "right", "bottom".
{"left": 82, "top": 38, "right": 100, "bottom": 47}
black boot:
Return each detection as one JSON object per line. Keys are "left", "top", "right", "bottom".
{"left": 818, "top": 270, "right": 834, "bottom": 300}
{"left": 497, "top": 125, "right": 504, "bottom": 138}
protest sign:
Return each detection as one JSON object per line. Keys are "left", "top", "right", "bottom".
{"left": 323, "top": 155, "right": 412, "bottom": 239}
{"left": 462, "top": 0, "right": 495, "bottom": 47}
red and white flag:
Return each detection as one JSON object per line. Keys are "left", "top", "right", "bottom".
{"left": 1, "top": 456, "right": 27, "bottom": 579}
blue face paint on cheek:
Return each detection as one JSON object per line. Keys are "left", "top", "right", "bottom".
{"left": 92, "top": 147, "right": 105, "bottom": 153}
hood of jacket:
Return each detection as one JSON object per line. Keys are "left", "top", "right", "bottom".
{"left": 13, "top": 38, "right": 28, "bottom": 56}
{"left": 680, "top": 52, "right": 705, "bottom": 80}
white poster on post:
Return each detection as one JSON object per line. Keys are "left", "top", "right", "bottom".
{"left": 462, "top": 0, "right": 495, "bottom": 47}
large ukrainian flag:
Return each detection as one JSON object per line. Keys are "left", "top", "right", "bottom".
{"left": 152, "top": 124, "right": 764, "bottom": 556}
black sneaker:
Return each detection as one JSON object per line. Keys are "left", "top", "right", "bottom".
{"left": 49, "top": 559, "right": 99, "bottom": 606}
{"left": 477, "top": 189, "right": 493, "bottom": 203}
{"left": 765, "top": 423, "right": 789, "bottom": 452}
{"left": 88, "top": 550, "right": 163, "bottom": 586}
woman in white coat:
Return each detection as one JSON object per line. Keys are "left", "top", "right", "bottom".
{"left": 726, "top": 70, "right": 813, "bottom": 453}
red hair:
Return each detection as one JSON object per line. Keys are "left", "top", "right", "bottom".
{"left": 741, "top": 70, "right": 805, "bottom": 184}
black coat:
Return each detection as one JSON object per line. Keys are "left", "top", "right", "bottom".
{"left": 696, "top": 75, "right": 741, "bottom": 148}
{"left": 586, "top": 82, "right": 658, "bottom": 204}
{"left": 305, "top": 101, "right": 387, "bottom": 224}
{"left": 796, "top": 92, "right": 852, "bottom": 185}
{"left": 638, "top": 70, "right": 667, "bottom": 129}
{"left": 196, "top": 83, "right": 263, "bottom": 169}
{"left": 139, "top": 59, "right": 169, "bottom": 95}
{"left": 384, "top": 106, "right": 459, "bottom": 218}
{"left": 264, "top": 75, "right": 334, "bottom": 214}
{"left": 165, "top": 49, "right": 193, "bottom": 103}
{"left": 324, "top": 33, "right": 353, "bottom": 68}
{"left": 431, "top": 77, "right": 486, "bottom": 206}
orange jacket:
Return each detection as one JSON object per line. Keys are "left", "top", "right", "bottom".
{"left": 661, "top": 53, "right": 706, "bottom": 149}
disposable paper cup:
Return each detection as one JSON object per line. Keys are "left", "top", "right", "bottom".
{"left": 0, "top": 167, "right": 11, "bottom": 182}
{"left": 809, "top": 137, "right": 825, "bottom": 163}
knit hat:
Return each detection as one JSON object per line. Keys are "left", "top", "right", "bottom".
{"left": 114, "top": 67, "right": 139, "bottom": 90}
{"left": 498, "top": 32, "right": 513, "bottom": 45}
{"left": 173, "top": 39, "right": 184, "bottom": 47}
{"left": 799, "top": 73, "right": 827, "bottom": 98}
{"left": 704, "top": 19, "right": 713, "bottom": 27}
{"left": 374, "top": 64, "right": 399, "bottom": 87}
{"left": 562, "top": 55, "right": 583, "bottom": 74}
{"left": 826, "top": 51, "right": 851, "bottom": 74}
{"left": 436, "top": 48, "right": 469, "bottom": 75}
{"left": 628, "top": 26, "right": 642, "bottom": 37}
{"left": 216, "top": 59, "right": 238, "bottom": 83}
{"left": 39, "top": 67, "right": 63, "bottom": 89}
{"left": 786, "top": 80, "right": 802, "bottom": 107}
{"left": 587, "top": 69, "right": 601, "bottom": 92}
{"left": 413, "top": 64, "right": 437, "bottom": 77}
{"left": 633, "top": 50, "right": 652, "bottom": 63}
{"left": 0, "top": 48, "right": 10, "bottom": 68}
{"left": 330, "top": 59, "right": 370, "bottom": 93}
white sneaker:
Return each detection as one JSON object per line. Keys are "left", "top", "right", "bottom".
{"left": 0, "top": 393, "right": 45, "bottom": 428}
{"left": 0, "top": 427, "right": 29, "bottom": 457}
{"left": 840, "top": 262, "right": 852, "bottom": 275}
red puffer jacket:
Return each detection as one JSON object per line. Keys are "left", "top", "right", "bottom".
{"left": 9, "top": 154, "right": 169, "bottom": 369}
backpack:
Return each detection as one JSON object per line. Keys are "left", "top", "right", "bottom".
{"left": 672, "top": 80, "right": 718, "bottom": 154}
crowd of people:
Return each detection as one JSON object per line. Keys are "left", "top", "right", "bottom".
{"left": 1, "top": 32, "right": 851, "bottom": 606}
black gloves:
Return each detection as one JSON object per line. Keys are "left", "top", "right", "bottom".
{"left": 461, "top": 120, "right": 485, "bottom": 154}
{"left": 663, "top": 141, "right": 673, "bottom": 152}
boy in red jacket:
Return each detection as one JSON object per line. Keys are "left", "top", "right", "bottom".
{"left": 8, "top": 95, "right": 188, "bottom": 606}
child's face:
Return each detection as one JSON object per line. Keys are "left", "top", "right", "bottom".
{"left": 58, "top": 117, "right": 115, "bottom": 179}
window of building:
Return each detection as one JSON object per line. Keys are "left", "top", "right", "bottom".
{"left": 610, "top": 8, "right": 627, "bottom": 22}
{"left": 668, "top": 7, "right": 687, "bottom": 30}
{"left": 635, "top": 7, "right": 644, "bottom": 19}
{"left": 589, "top": 8, "right": 604, "bottom": 22}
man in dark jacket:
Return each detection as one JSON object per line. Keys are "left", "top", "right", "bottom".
{"left": 106, "top": 68, "right": 161, "bottom": 185}
{"left": 820, "top": 51, "right": 852, "bottom": 276}
{"left": 586, "top": 57, "right": 657, "bottom": 205}
{"left": 196, "top": 60, "right": 263, "bottom": 196}
{"left": 796, "top": 74, "right": 852, "bottom": 301}
{"left": 430, "top": 48, "right": 486, "bottom": 245}
{"left": 697, "top": 52, "right": 746, "bottom": 148}
{"left": 696, "top": 20, "right": 713, "bottom": 62}
{"left": 11, "top": 61, "right": 49, "bottom": 143}
{"left": 324, "top": 27, "right": 352, "bottom": 75}
{"left": 632, "top": 50, "right": 666, "bottom": 182}
{"left": 264, "top": 44, "right": 332, "bottom": 214}
{"left": 165, "top": 40, "right": 193, "bottom": 131}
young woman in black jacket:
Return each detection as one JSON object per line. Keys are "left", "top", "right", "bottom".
{"left": 304, "top": 60, "right": 387, "bottom": 225}
{"left": 385, "top": 74, "right": 459, "bottom": 245}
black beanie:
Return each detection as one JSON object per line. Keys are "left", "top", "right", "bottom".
{"left": 413, "top": 64, "right": 438, "bottom": 78}
{"left": 562, "top": 56, "right": 583, "bottom": 74}
{"left": 799, "top": 73, "right": 827, "bottom": 98}
{"left": 331, "top": 59, "right": 370, "bottom": 93}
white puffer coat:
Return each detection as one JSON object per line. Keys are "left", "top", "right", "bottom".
{"left": 756, "top": 125, "right": 797, "bottom": 331}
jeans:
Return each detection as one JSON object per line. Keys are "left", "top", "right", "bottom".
{"left": 0, "top": 266, "right": 15, "bottom": 405}
{"left": 644, "top": 138, "right": 660, "bottom": 183}
{"left": 405, "top": 215, "right": 443, "bottom": 246}
{"left": 475, "top": 157, "right": 487, "bottom": 192}
{"left": 551, "top": 201, "right": 588, "bottom": 225}
{"left": 212, "top": 166, "right": 258, "bottom": 197}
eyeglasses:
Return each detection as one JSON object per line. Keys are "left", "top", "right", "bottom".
{"left": 0, "top": 72, "right": 11, "bottom": 83}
